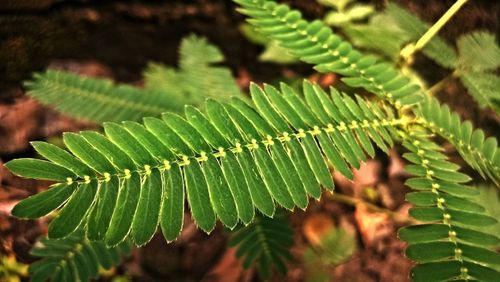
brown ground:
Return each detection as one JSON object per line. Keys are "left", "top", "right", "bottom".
{"left": 0, "top": 0, "right": 498, "bottom": 281}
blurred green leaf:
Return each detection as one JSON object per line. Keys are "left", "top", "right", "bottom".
{"left": 343, "top": 13, "right": 410, "bottom": 60}
{"left": 454, "top": 32, "right": 500, "bottom": 112}
{"left": 315, "top": 228, "right": 357, "bottom": 265}
{"left": 345, "top": 4, "right": 375, "bottom": 21}
{"left": 303, "top": 227, "right": 357, "bottom": 281}
{"left": 240, "top": 23, "right": 269, "bottom": 45}
{"left": 259, "top": 41, "right": 299, "bottom": 64}
{"left": 457, "top": 32, "right": 500, "bottom": 72}
{"left": 143, "top": 64, "right": 184, "bottom": 101}
{"left": 324, "top": 11, "right": 350, "bottom": 26}
{"left": 470, "top": 186, "right": 500, "bottom": 271}
{"left": 144, "top": 34, "right": 242, "bottom": 104}
{"left": 240, "top": 23, "right": 298, "bottom": 64}
{"left": 112, "top": 275, "right": 132, "bottom": 282}
{"left": 460, "top": 72, "right": 500, "bottom": 112}
{"left": 303, "top": 249, "right": 332, "bottom": 282}
{"left": 230, "top": 214, "right": 294, "bottom": 279}
{"left": 474, "top": 186, "right": 500, "bottom": 240}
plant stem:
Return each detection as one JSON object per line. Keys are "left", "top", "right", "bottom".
{"left": 328, "top": 192, "right": 416, "bottom": 224}
{"left": 415, "top": 0, "right": 468, "bottom": 51}
{"left": 427, "top": 75, "right": 450, "bottom": 96}
{"left": 427, "top": 70, "right": 460, "bottom": 95}
{"left": 400, "top": 0, "right": 469, "bottom": 61}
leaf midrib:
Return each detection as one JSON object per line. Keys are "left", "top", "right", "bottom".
{"left": 61, "top": 115, "right": 412, "bottom": 186}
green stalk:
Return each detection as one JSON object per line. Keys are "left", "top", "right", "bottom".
{"left": 427, "top": 70, "right": 459, "bottom": 96}
{"left": 400, "top": 0, "right": 469, "bottom": 61}
{"left": 328, "top": 192, "right": 415, "bottom": 224}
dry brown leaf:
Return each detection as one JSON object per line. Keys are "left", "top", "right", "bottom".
{"left": 303, "top": 213, "right": 335, "bottom": 246}
{"left": 354, "top": 204, "right": 392, "bottom": 246}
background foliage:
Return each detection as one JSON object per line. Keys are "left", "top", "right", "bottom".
{"left": 0, "top": 0, "right": 499, "bottom": 281}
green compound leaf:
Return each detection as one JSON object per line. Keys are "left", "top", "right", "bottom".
{"left": 457, "top": 32, "right": 500, "bottom": 72}
{"left": 386, "top": 3, "right": 458, "bottom": 68}
{"left": 229, "top": 214, "right": 293, "bottom": 278}
{"left": 25, "top": 35, "right": 240, "bottom": 123}
{"left": 401, "top": 132, "right": 500, "bottom": 282}
{"left": 24, "top": 70, "right": 174, "bottom": 123}
{"left": 7, "top": 81, "right": 400, "bottom": 247}
{"left": 416, "top": 97, "right": 500, "bottom": 185}
{"left": 6, "top": 3, "right": 500, "bottom": 282}
{"left": 460, "top": 72, "right": 500, "bottom": 113}
{"left": 235, "top": 0, "right": 424, "bottom": 107}
{"left": 29, "top": 229, "right": 132, "bottom": 282}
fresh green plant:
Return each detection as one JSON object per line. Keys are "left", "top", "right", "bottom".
{"left": 453, "top": 32, "right": 500, "bottom": 112}
{"left": 229, "top": 214, "right": 293, "bottom": 278}
{"left": 26, "top": 33, "right": 298, "bottom": 279}
{"left": 28, "top": 229, "right": 132, "bottom": 282}
{"left": 19, "top": 34, "right": 244, "bottom": 281}
{"left": 345, "top": 2, "right": 500, "bottom": 112}
{"left": 5, "top": 0, "right": 500, "bottom": 281}
{"left": 25, "top": 35, "right": 241, "bottom": 123}
{"left": 240, "top": 23, "right": 299, "bottom": 64}
{"left": 386, "top": 2, "right": 459, "bottom": 68}
{"left": 474, "top": 186, "right": 500, "bottom": 250}
{"left": 241, "top": 0, "right": 500, "bottom": 113}
{"left": 303, "top": 226, "right": 356, "bottom": 282}
{"left": 143, "top": 34, "right": 242, "bottom": 105}
{"left": 303, "top": 227, "right": 356, "bottom": 266}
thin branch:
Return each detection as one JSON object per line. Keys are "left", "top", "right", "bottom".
{"left": 400, "top": 0, "right": 469, "bottom": 61}
{"left": 327, "top": 192, "right": 416, "bottom": 224}
{"left": 427, "top": 71, "right": 459, "bottom": 96}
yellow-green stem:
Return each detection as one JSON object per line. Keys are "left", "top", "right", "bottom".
{"left": 400, "top": 0, "right": 469, "bottom": 61}
{"left": 328, "top": 192, "right": 415, "bottom": 224}
{"left": 427, "top": 70, "right": 459, "bottom": 96}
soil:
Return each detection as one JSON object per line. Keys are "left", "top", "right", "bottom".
{"left": 0, "top": 0, "right": 498, "bottom": 281}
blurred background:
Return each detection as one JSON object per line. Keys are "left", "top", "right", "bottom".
{"left": 0, "top": 0, "right": 498, "bottom": 281}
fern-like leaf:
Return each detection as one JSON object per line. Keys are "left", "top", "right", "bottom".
{"left": 457, "top": 32, "right": 500, "bottom": 72}
{"left": 459, "top": 72, "right": 500, "bottom": 113}
{"left": 229, "top": 214, "right": 293, "bottom": 278}
{"left": 233, "top": 0, "right": 500, "bottom": 182}
{"left": 25, "top": 35, "right": 241, "bottom": 123}
{"left": 29, "top": 229, "right": 132, "bottom": 282}
{"left": 475, "top": 186, "right": 500, "bottom": 247}
{"left": 234, "top": 0, "right": 424, "bottom": 107}
{"left": 144, "top": 35, "right": 242, "bottom": 104}
{"left": 399, "top": 131, "right": 500, "bottom": 282}
{"left": 342, "top": 12, "right": 411, "bottom": 61}
{"left": 7, "top": 81, "right": 402, "bottom": 246}
{"left": 25, "top": 70, "right": 177, "bottom": 123}
{"left": 455, "top": 32, "right": 500, "bottom": 112}
{"left": 415, "top": 97, "right": 500, "bottom": 186}
{"left": 386, "top": 3, "right": 458, "bottom": 68}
